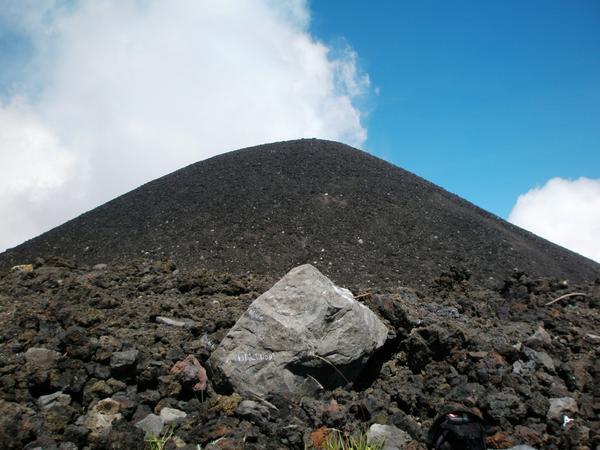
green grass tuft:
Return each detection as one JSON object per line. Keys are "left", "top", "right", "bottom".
{"left": 322, "top": 429, "right": 385, "bottom": 450}
{"left": 145, "top": 425, "right": 175, "bottom": 450}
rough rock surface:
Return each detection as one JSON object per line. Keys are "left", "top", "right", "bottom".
{"left": 159, "top": 407, "right": 187, "bottom": 423}
{"left": 547, "top": 397, "right": 578, "bottom": 420}
{"left": 208, "top": 264, "right": 389, "bottom": 397}
{"left": 135, "top": 413, "right": 163, "bottom": 437}
{"left": 367, "top": 424, "right": 414, "bottom": 449}
{"left": 84, "top": 398, "right": 122, "bottom": 440}
{"left": 38, "top": 391, "right": 71, "bottom": 409}
{"left": 170, "top": 355, "right": 208, "bottom": 392}
{"left": 0, "top": 258, "right": 598, "bottom": 449}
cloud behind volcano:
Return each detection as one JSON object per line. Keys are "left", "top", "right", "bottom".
{"left": 0, "top": 0, "right": 370, "bottom": 252}
{"left": 509, "top": 177, "right": 600, "bottom": 263}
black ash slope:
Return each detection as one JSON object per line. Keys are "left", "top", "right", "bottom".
{"left": 2, "top": 139, "right": 598, "bottom": 286}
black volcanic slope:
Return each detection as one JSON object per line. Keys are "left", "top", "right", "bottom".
{"left": 2, "top": 139, "right": 599, "bottom": 286}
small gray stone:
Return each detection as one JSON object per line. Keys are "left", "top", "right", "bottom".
{"left": 486, "top": 389, "right": 527, "bottom": 420}
{"left": 513, "top": 359, "right": 536, "bottom": 376}
{"left": 156, "top": 316, "right": 198, "bottom": 330}
{"left": 547, "top": 397, "right": 578, "bottom": 420}
{"left": 93, "top": 264, "right": 108, "bottom": 270}
{"left": 138, "top": 390, "right": 161, "bottom": 404}
{"left": 506, "top": 446, "right": 537, "bottom": 450}
{"left": 585, "top": 333, "right": 600, "bottom": 343}
{"left": 156, "top": 316, "right": 188, "bottom": 327}
{"left": 366, "top": 424, "right": 413, "bottom": 450}
{"left": 236, "top": 400, "right": 271, "bottom": 423}
{"left": 135, "top": 413, "right": 164, "bottom": 437}
{"left": 159, "top": 407, "right": 187, "bottom": 424}
{"left": 38, "top": 391, "right": 72, "bottom": 409}
{"left": 25, "top": 347, "right": 60, "bottom": 366}
{"left": 523, "top": 347, "right": 555, "bottom": 372}
{"left": 110, "top": 349, "right": 139, "bottom": 370}
{"left": 199, "top": 333, "right": 216, "bottom": 351}
{"left": 526, "top": 326, "right": 552, "bottom": 348}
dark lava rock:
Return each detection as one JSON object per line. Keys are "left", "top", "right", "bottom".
{"left": 110, "top": 349, "right": 139, "bottom": 376}
{"left": 62, "top": 326, "right": 93, "bottom": 360}
{"left": 485, "top": 389, "right": 528, "bottom": 425}
{"left": 236, "top": 400, "right": 271, "bottom": 424}
{"left": 0, "top": 400, "right": 35, "bottom": 449}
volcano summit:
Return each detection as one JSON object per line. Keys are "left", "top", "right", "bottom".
{"left": 1, "top": 139, "right": 598, "bottom": 286}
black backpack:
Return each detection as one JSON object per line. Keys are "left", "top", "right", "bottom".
{"left": 428, "top": 410, "right": 487, "bottom": 450}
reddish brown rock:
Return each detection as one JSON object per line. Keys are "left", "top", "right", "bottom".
{"left": 514, "top": 425, "right": 543, "bottom": 447}
{"left": 486, "top": 431, "right": 514, "bottom": 448}
{"left": 170, "top": 355, "right": 207, "bottom": 392}
{"left": 311, "top": 426, "right": 331, "bottom": 449}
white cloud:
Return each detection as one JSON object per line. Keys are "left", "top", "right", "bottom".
{"left": 0, "top": 0, "right": 370, "bottom": 252}
{"left": 509, "top": 177, "right": 600, "bottom": 263}
{"left": 0, "top": 97, "right": 89, "bottom": 248}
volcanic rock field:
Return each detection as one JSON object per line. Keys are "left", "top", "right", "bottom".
{"left": 0, "top": 139, "right": 599, "bottom": 449}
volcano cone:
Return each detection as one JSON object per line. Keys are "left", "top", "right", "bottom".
{"left": 2, "top": 139, "right": 598, "bottom": 286}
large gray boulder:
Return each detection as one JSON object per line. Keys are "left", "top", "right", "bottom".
{"left": 207, "top": 264, "right": 389, "bottom": 398}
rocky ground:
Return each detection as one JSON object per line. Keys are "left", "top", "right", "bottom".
{"left": 0, "top": 257, "right": 598, "bottom": 449}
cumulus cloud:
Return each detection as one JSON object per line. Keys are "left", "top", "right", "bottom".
{"left": 0, "top": 0, "right": 370, "bottom": 251}
{"left": 0, "top": 97, "right": 84, "bottom": 249}
{"left": 509, "top": 177, "right": 600, "bottom": 263}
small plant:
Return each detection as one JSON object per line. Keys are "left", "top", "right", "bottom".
{"left": 323, "top": 429, "right": 385, "bottom": 450}
{"left": 145, "top": 425, "right": 175, "bottom": 450}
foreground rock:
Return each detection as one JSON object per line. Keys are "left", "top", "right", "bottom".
{"left": 170, "top": 355, "right": 208, "bottom": 393}
{"left": 84, "top": 398, "right": 122, "bottom": 441}
{"left": 208, "top": 264, "right": 389, "bottom": 398}
{"left": 367, "top": 424, "right": 414, "bottom": 449}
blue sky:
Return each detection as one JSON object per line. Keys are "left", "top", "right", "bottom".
{"left": 0, "top": 1, "right": 598, "bottom": 261}
{"left": 312, "top": 0, "right": 600, "bottom": 218}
